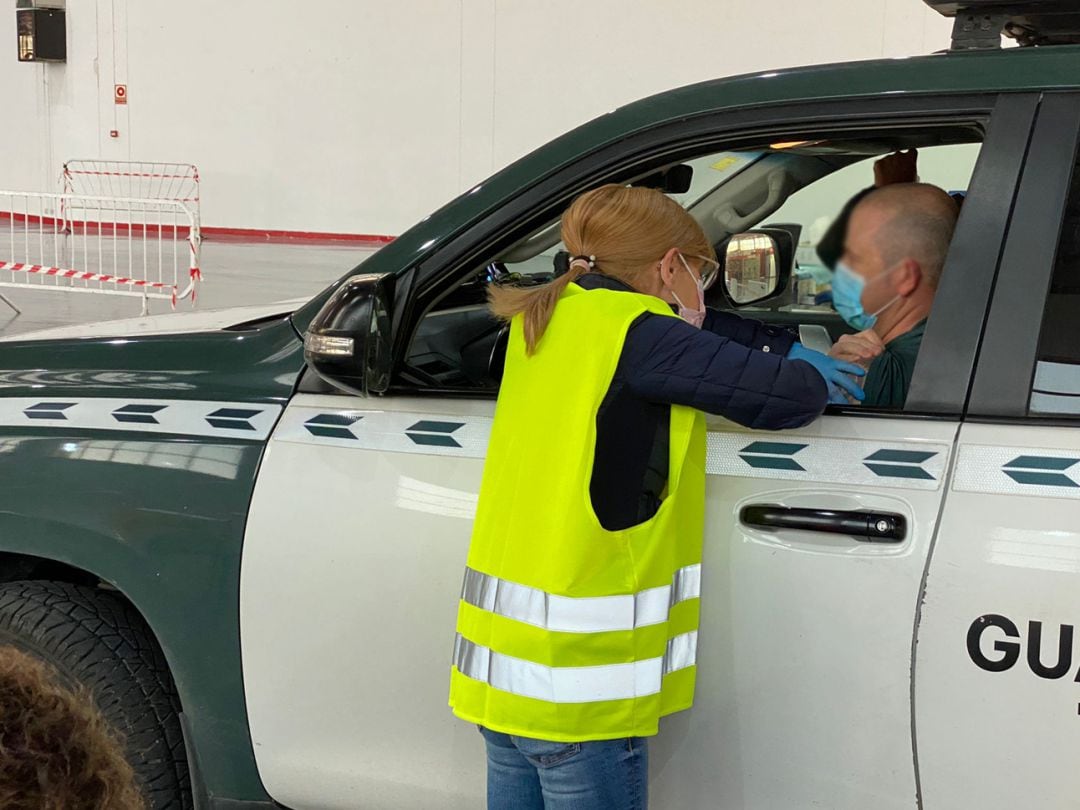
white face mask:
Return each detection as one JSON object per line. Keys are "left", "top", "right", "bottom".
{"left": 670, "top": 253, "right": 706, "bottom": 328}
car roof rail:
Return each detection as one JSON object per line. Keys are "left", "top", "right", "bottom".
{"left": 924, "top": 1, "right": 1080, "bottom": 50}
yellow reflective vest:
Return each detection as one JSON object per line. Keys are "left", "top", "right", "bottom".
{"left": 449, "top": 281, "right": 706, "bottom": 742}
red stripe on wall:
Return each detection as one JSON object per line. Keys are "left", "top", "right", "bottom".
{"left": 0, "top": 211, "right": 195, "bottom": 237}
{"left": 199, "top": 226, "right": 395, "bottom": 245}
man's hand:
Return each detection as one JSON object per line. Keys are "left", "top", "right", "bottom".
{"left": 829, "top": 330, "right": 885, "bottom": 367}
{"left": 874, "top": 149, "right": 918, "bottom": 187}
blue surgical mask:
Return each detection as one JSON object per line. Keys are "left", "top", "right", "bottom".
{"left": 832, "top": 261, "right": 900, "bottom": 331}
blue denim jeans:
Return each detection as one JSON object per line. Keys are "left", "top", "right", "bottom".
{"left": 479, "top": 726, "right": 648, "bottom": 810}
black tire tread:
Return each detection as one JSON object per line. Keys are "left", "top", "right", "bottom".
{"left": 0, "top": 580, "right": 192, "bottom": 810}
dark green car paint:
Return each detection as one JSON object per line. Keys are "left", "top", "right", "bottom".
{"left": 0, "top": 316, "right": 302, "bottom": 402}
{"left": 0, "top": 319, "right": 304, "bottom": 804}
{"left": 2, "top": 46, "right": 1079, "bottom": 804}
{"left": 293, "top": 46, "right": 1080, "bottom": 334}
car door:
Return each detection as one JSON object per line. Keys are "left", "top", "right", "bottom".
{"left": 238, "top": 93, "right": 1035, "bottom": 810}
{"left": 915, "top": 93, "right": 1080, "bottom": 810}
{"left": 653, "top": 95, "right": 1034, "bottom": 810}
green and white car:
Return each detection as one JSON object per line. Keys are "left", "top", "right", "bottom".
{"left": 2, "top": 9, "right": 1080, "bottom": 810}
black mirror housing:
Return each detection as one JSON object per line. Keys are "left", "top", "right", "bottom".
{"left": 304, "top": 273, "right": 394, "bottom": 396}
{"left": 716, "top": 227, "right": 795, "bottom": 307}
{"left": 633, "top": 164, "right": 694, "bottom": 194}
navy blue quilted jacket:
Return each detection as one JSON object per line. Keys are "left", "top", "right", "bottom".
{"left": 575, "top": 272, "right": 828, "bottom": 530}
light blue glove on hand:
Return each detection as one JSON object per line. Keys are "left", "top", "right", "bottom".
{"left": 787, "top": 341, "right": 866, "bottom": 404}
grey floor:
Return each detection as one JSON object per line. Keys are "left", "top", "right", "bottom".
{"left": 0, "top": 240, "right": 380, "bottom": 337}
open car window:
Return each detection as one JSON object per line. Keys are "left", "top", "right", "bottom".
{"left": 494, "top": 150, "right": 766, "bottom": 276}
{"left": 404, "top": 148, "right": 770, "bottom": 389}
{"left": 720, "top": 143, "right": 981, "bottom": 320}
{"left": 403, "top": 130, "right": 984, "bottom": 415}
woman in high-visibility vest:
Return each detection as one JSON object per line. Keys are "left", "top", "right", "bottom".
{"left": 449, "top": 185, "right": 863, "bottom": 809}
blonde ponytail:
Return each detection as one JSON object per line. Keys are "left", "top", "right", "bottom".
{"left": 488, "top": 184, "right": 714, "bottom": 354}
{"left": 488, "top": 261, "right": 588, "bottom": 354}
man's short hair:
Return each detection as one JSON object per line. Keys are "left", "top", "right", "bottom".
{"left": 856, "top": 183, "right": 959, "bottom": 288}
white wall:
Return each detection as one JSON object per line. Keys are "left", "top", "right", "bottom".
{"left": 2, "top": 1, "right": 953, "bottom": 236}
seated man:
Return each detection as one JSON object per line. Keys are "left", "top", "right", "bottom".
{"left": 816, "top": 149, "right": 921, "bottom": 272}
{"left": 827, "top": 182, "right": 959, "bottom": 407}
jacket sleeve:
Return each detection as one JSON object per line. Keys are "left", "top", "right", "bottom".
{"left": 622, "top": 313, "right": 828, "bottom": 430}
{"left": 700, "top": 308, "right": 796, "bottom": 355}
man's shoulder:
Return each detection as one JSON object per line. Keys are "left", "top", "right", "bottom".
{"left": 864, "top": 320, "right": 928, "bottom": 407}
{"left": 884, "top": 319, "right": 928, "bottom": 351}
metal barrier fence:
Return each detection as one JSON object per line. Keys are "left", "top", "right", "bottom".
{"left": 62, "top": 159, "right": 200, "bottom": 213}
{"left": 0, "top": 190, "right": 201, "bottom": 315}
{"left": 62, "top": 160, "right": 201, "bottom": 257}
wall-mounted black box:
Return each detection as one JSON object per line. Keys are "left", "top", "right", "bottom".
{"left": 17, "top": 8, "right": 66, "bottom": 63}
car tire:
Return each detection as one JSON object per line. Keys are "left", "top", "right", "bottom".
{"left": 0, "top": 580, "right": 193, "bottom": 810}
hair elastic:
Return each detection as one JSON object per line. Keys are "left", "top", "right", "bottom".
{"left": 568, "top": 254, "right": 596, "bottom": 272}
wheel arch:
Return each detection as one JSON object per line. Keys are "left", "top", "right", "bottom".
{"left": 0, "top": 544, "right": 209, "bottom": 804}
{"left": 0, "top": 549, "right": 103, "bottom": 587}
{"left": 0, "top": 504, "right": 271, "bottom": 807}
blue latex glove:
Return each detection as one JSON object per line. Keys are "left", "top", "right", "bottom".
{"left": 787, "top": 341, "right": 866, "bottom": 404}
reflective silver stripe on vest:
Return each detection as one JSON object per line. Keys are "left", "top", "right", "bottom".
{"left": 453, "top": 631, "right": 698, "bottom": 704}
{"left": 461, "top": 564, "right": 701, "bottom": 634}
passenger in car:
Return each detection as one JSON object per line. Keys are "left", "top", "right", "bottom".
{"left": 816, "top": 149, "right": 921, "bottom": 273}
{"left": 451, "top": 184, "right": 864, "bottom": 810}
{"left": 828, "top": 183, "right": 959, "bottom": 408}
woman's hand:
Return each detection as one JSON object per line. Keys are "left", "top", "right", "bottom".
{"left": 787, "top": 342, "right": 866, "bottom": 403}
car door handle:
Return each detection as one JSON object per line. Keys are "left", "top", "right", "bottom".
{"left": 739, "top": 504, "right": 907, "bottom": 543}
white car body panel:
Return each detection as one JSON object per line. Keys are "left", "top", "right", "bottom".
{"left": 241, "top": 395, "right": 493, "bottom": 809}
{"left": 915, "top": 422, "right": 1080, "bottom": 807}
{"left": 242, "top": 392, "right": 960, "bottom": 809}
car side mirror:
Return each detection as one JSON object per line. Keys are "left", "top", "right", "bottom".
{"left": 303, "top": 273, "right": 393, "bottom": 396}
{"left": 719, "top": 228, "right": 795, "bottom": 306}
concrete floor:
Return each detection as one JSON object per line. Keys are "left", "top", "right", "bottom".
{"left": 0, "top": 239, "right": 381, "bottom": 338}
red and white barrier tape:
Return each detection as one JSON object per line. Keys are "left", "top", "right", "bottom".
{"left": 0, "top": 261, "right": 201, "bottom": 308}
{"left": 180, "top": 266, "right": 203, "bottom": 305}
{"left": 65, "top": 169, "right": 198, "bottom": 182}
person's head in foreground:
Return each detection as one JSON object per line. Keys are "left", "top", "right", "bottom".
{"left": 0, "top": 645, "right": 144, "bottom": 810}
{"left": 490, "top": 184, "right": 719, "bottom": 351}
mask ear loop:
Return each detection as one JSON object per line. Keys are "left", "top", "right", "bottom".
{"left": 668, "top": 253, "right": 707, "bottom": 317}
{"left": 676, "top": 252, "right": 704, "bottom": 286}
{"left": 870, "top": 294, "right": 902, "bottom": 319}
{"left": 867, "top": 262, "right": 907, "bottom": 319}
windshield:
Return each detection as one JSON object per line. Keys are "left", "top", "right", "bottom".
{"left": 671, "top": 151, "right": 765, "bottom": 208}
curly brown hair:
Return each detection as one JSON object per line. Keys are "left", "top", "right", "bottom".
{"left": 0, "top": 645, "right": 145, "bottom": 810}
